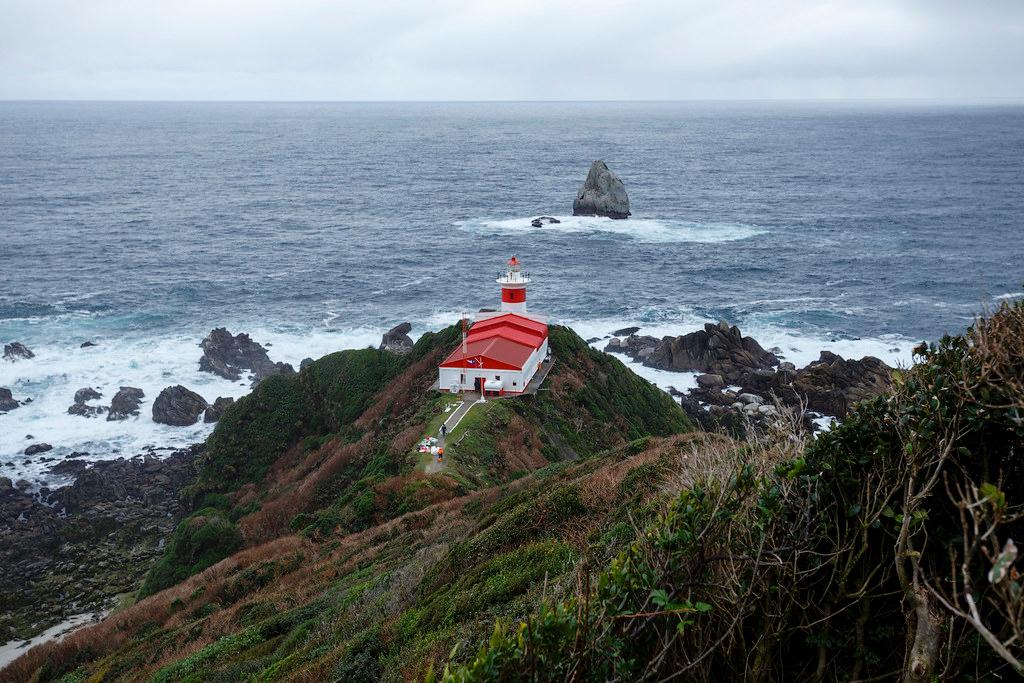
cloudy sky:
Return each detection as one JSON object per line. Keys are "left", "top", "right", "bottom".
{"left": 1, "top": 0, "right": 1022, "bottom": 101}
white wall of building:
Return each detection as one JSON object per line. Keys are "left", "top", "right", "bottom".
{"left": 438, "top": 338, "right": 548, "bottom": 394}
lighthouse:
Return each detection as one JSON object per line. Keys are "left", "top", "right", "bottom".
{"left": 497, "top": 256, "right": 529, "bottom": 314}
{"left": 437, "top": 256, "right": 550, "bottom": 396}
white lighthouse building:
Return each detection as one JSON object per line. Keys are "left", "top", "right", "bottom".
{"left": 438, "top": 256, "right": 550, "bottom": 396}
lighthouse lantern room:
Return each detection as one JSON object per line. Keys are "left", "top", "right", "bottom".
{"left": 438, "top": 256, "right": 549, "bottom": 396}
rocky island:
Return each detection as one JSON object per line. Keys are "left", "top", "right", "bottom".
{"left": 573, "top": 160, "right": 631, "bottom": 219}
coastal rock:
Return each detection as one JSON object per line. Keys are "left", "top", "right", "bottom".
{"left": 74, "top": 387, "right": 102, "bottom": 404}
{"left": 198, "top": 327, "right": 295, "bottom": 387}
{"left": 152, "top": 385, "right": 208, "bottom": 426}
{"left": 573, "top": 160, "right": 630, "bottom": 219}
{"left": 203, "top": 396, "right": 235, "bottom": 423}
{"left": 300, "top": 357, "right": 314, "bottom": 371}
{"left": 106, "top": 387, "right": 145, "bottom": 421}
{"left": 380, "top": 322, "right": 414, "bottom": 355}
{"left": 790, "top": 351, "right": 893, "bottom": 417}
{"left": 80, "top": 341, "right": 97, "bottom": 348}
{"left": 611, "top": 326, "right": 641, "bottom": 337}
{"left": 68, "top": 387, "right": 106, "bottom": 418}
{"left": 24, "top": 443, "right": 53, "bottom": 456}
{"left": 0, "top": 387, "right": 19, "bottom": 413}
{"left": 530, "top": 216, "right": 561, "bottom": 228}
{"left": 3, "top": 342, "right": 34, "bottom": 361}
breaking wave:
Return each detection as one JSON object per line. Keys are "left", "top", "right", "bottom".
{"left": 455, "top": 215, "right": 769, "bottom": 244}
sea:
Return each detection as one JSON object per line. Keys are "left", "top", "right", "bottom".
{"left": 1, "top": 101, "right": 1022, "bottom": 484}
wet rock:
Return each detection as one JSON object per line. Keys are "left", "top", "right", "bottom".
{"left": 74, "top": 387, "right": 103, "bottom": 404}
{"left": 152, "top": 385, "right": 208, "bottom": 426}
{"left": 3, "top": 342, "right": 34, "bottom": 361}
{"left": 790, "top": 351, "right": 893, "bottom": 417}
{"left": 0, "top": 387, "right": 20, "bottom": 413}
{"left": 573, "top": 160, "right": 631, "bottom": 219}
{"left": 380, "top": 322, "right": 414, "bottom": 355}
{"left": 641, "top": 322, "right": 779, "bottom": 383}
{"left": 530, "top": 216, "right": 561, "bottom": 228}
{"left": 24, "top": 443, "right": 53, "bottom": 456}
{"left": 203, "top": 396, "right": 235, "bottom": 423}
{"left": 695, "top": 374, "right": 724, "bottom": 389}
{"left": 107, "top": 387, "right": 145, "bottom": 421}
{"left": 198, "top": 327, "right": 288, "bottom": 385}
{"left": 300, "top": 357, "right": 314, "bottom": 371}
{"left": 611, "top": 326, "right": 641, "bottom": 337}
{"left": 0, "top": 476, "right": 11, "bottom": 493}
{"left": 80, "top": 341, "right": 97, "bottom": 348}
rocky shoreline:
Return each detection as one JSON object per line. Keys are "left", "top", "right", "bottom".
{"left": 599, "top": 320, "right": 895, "bottom": 434}
{"left": 0, "top": 446, "right": 200, "bottom": 644}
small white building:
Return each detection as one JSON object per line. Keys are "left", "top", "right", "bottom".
{"left": 438, "top": 256, "right": 549, "bottom": 396}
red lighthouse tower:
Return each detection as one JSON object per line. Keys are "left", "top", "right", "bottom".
{"left": 497, "top": 256, "right": 530, "bottom": 314}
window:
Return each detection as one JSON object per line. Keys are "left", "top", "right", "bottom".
{"left": 512, "top": 381, "right": 517, "bottom": 386}
{"left": 494, "top": 375, "right": 501, "bottom": 380}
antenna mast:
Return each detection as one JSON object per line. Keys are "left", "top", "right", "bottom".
{"left": 461, "top": 313, "right": 469, "bottom": 354}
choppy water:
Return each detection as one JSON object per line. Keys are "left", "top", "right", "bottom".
{"left": 1, "top": 101, "right": 1022, "bottom": 482}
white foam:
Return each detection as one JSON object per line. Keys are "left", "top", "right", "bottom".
{"left": 994, "top": 292, "right": 1024, "bottom": 301}
{"left": 455, "top": 215, "right": 768, "bottom": 244}
{"left": 0, "top": 325, "right": 390, "bottom": 483}
{"left": 0, "top": 611, "right": 105, "bottom": 669}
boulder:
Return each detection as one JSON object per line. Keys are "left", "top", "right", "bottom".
{"left": 152, "top": 385, "right": 208, "bottom": 426}
{"left": 300, "top": 357, "right": 314, "bottom": 371}
{"left": 106, "top": 387, "right": 145, "bottom": 421}
{"left": 572, "top": 160, "right": 630, "bottom": 219}
{"left": 530, "top": 216, "right": 561, "bottom": 228}
{"left": 25, "top": 443, "right": 53, "bottom": 456}
{"left": 695, "top": 374, "right": 724, "bottom": 389}
{"left": 3, "top": 342, "right": 34, "bottom": 361}
{"left": 68, "top": 387, "right": 106, "bottom": 418}
{"left": 380, "top": 322, "right": 414, "bottom": 355}
{"left": 74, "top": 387, "right": 102, "bottom": 404}
{"left": 0, "top": 387, "right": 19, "bottom": 413}
{"left": 611, "top": 326, "right": 641, "bottom": 337}
{"left": 203, "top": 396, "right": 235, "bottom": 423}
{"left": 80, "top": 341, "right": 97, "bottom": 348}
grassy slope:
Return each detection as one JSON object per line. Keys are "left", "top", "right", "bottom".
{"left": 6, "top": 324, "right": 693, "bottom": 682}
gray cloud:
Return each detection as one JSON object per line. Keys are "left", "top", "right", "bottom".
{"left": 0, "top": 0, "right": 1021, "bottom": 100}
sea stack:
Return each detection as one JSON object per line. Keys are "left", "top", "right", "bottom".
{"left": 573, "top": 160, "right": 630, "bottom": 219}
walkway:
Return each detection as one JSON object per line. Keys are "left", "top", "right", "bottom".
{"left": 424, "top": 395, "right": 481, "bottom": 474}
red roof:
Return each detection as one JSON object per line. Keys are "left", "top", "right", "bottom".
{"left": 441, "top": 313, "right": 548, "bottom": 370}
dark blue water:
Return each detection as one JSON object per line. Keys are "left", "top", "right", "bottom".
{"left": 0, "top": 101, "right": 1022, "bottom": 471}
{"left": 2, "top": 101, "right": 1021, "bottom": 339}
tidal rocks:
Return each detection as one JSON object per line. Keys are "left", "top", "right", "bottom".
{"left": 573, "top": 160, "right": 631, "bottom": 219}
{"left": 530, "top": 216, "right": 561, "bottom": 228}
{"left": 611, "top": 326, "right": 641, "bottom": 337}
{"left": 203, "top": 396, "right": 235, "bottom": 423}
{"left": 107, "top": 386, "right": 145, "bottom": 421}
{"left": 198, "top": 327, "right": 293, "bottom": 386}
{"left": 24, "top": 443, "right": 53, "bottom": 456}
{"left": 380, "top": 322, "right": 414, "bottom": 355}
{"left": 3, "top": 341, "right": 34, "bottom": 361}
{"left": 790, "top": 351, "right": 893, "bottom": 417}
{"left": 68, "top": 387, "right": 106, "bottom": 418}
{"left": 608, "top": 321, "right": 778, "bottom": 384}
{"left": 0, "top": 387, "right": 20, "bottom": 413}
{"left": 0, "top": 447, "right": 200, "bottom": 643}
{"left": 152, "top": 385, "right": 208, "bottom": 426}
{"left": 300, "top": 357, "right": 314, "bottom": 371}
{"left": 80, "top": 341, "right": 97, "bottom": 348}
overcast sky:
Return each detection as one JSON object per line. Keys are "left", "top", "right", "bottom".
{"left": 1, "top": 0, "right": 1022, "bottom": 101}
